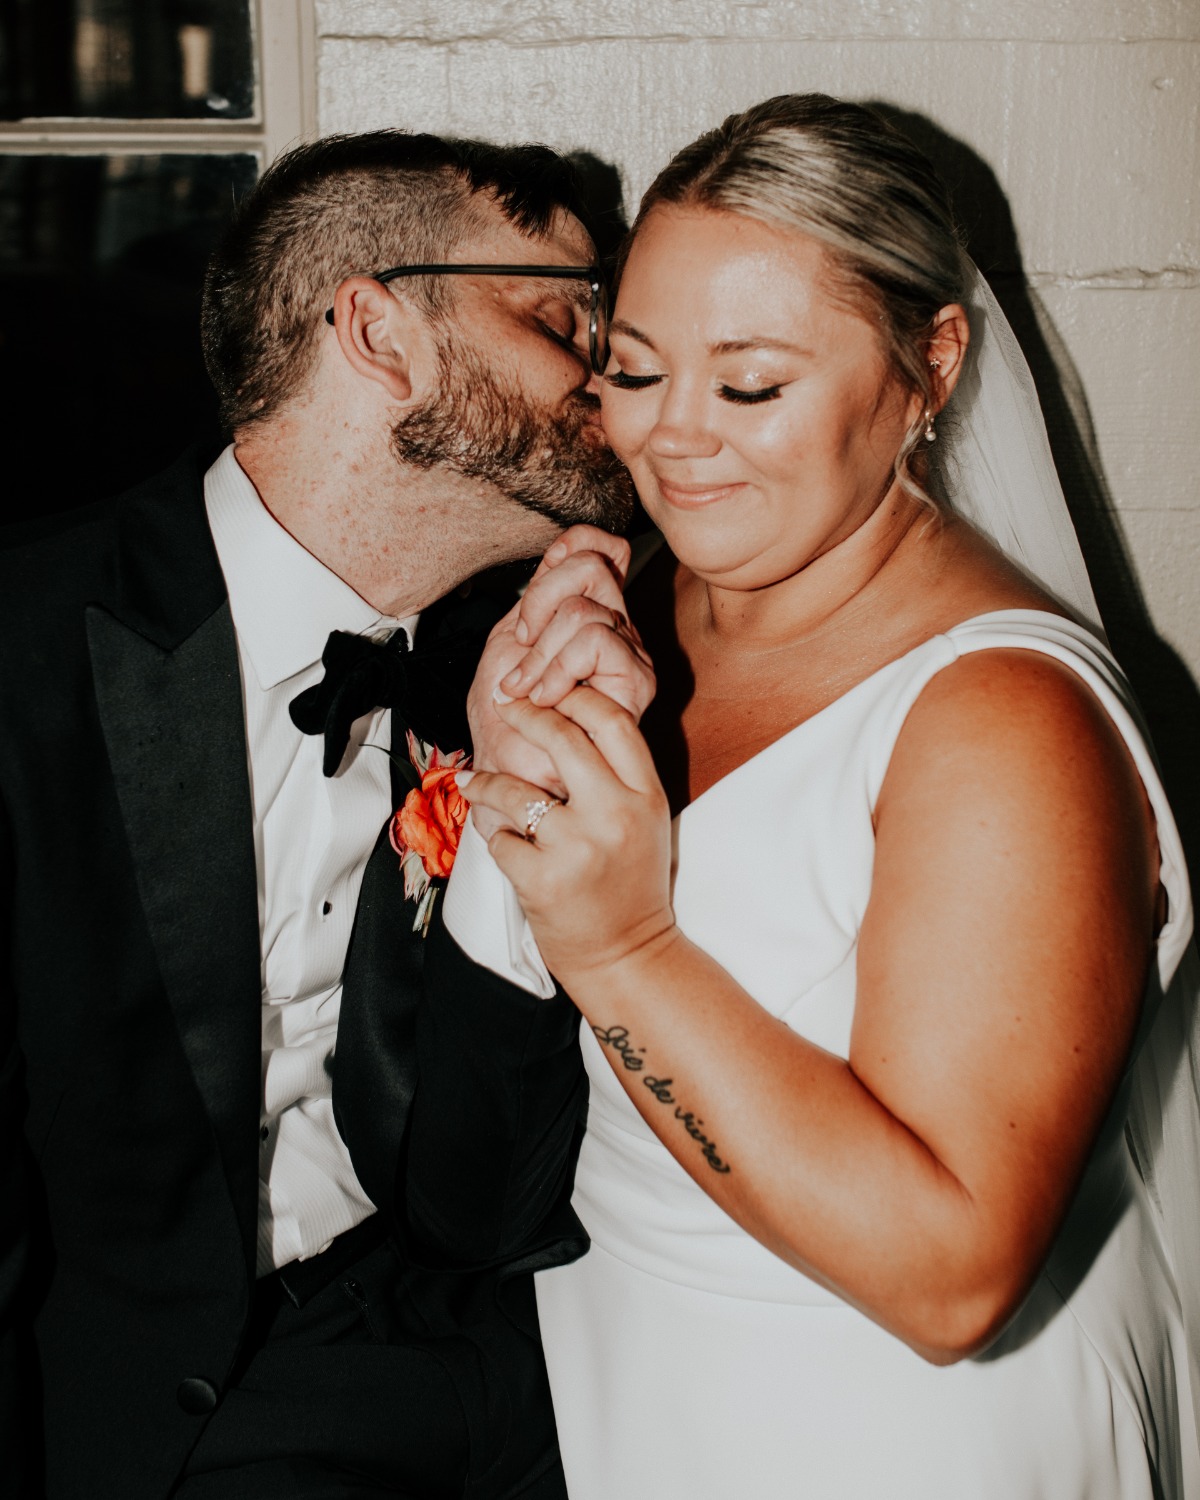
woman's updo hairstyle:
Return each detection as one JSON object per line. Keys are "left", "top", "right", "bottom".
{"left": 627, "top": 94, "right": 968, "bottom": 504}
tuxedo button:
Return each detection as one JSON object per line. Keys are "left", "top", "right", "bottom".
{"left": 177, "top": 1377, "right": 219, "bottom": 1414}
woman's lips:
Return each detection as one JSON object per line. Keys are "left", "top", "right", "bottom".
{"left": 656, "top": 478, "right": 745, "bottom": 509}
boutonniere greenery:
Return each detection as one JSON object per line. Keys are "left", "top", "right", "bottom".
{"left": 388, "top": 731, "right": 470, "bottom": 935}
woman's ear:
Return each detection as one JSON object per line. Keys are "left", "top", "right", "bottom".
{"left": 926, "top": 303, "right": 971, "bottom": 413}
{"left": 327, "top": 276, "right": 433, "bottom": 404}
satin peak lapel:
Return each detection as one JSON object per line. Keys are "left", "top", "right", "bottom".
{"left": 87, "top": 597, "right": 261, "bottom": 1270}
{"left": 334, "top": 821, "right": 425, "bottom": 1221}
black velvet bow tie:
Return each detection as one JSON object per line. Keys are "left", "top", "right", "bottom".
{"left": 289, "top": 623, "right": 481, "bottom": 777}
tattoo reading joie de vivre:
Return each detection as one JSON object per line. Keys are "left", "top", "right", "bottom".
{"left": 592, "top": 1024, "right": 732, "bottom": 1174}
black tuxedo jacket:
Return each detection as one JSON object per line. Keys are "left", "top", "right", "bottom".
{"left": 0, "top": 448, "right": 587, "bottom": 1498}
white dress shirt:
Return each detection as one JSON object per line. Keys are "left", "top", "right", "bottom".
{"left": 205, "top": 445, "right": 418, "bottom": 1275}
{"left": 443, "top": 819, "right": 555, "bottom": 998}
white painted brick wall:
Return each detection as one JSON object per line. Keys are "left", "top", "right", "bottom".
{"left": 314, "top": 0, "right": 1200, "bottom": 860}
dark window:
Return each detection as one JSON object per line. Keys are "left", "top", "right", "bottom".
{"left": 0, "top": 152, "right": 256, "bottom": 512}
{"left": 0, "top": 0, "right": 254, "bottom": 121}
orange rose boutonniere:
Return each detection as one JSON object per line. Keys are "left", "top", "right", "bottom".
{"left": 388, "top": 732, "right": 470, "bottom": 933}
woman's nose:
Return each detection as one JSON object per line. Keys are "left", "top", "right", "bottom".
{"left": 648, "top": 391, "right": 721, "bottom": 459}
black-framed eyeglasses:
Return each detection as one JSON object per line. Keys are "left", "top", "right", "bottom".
{"left": 324, "top": 263, "right": 609, "bottom": 376}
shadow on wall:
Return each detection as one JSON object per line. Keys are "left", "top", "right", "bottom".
{"left": 863, "top": 105, "right": 1199, "bottom": 886}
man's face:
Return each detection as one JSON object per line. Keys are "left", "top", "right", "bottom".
{"left": 390, "top": 209, "right": 635, "bottom": 533}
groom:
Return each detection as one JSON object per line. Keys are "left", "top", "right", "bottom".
{"left": 0, "top": 131, "right": 641, "bottom": 1499}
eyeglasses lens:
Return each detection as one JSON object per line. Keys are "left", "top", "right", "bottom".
{"left": 590, "top": 282, "right": 610, "bottom": 377}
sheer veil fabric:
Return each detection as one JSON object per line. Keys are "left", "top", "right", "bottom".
{"left": 942, "top": 265, "right": 1200, "bottom": 1471}
{"left": 933, "top": 268, "right": 1104, "bottom": 633}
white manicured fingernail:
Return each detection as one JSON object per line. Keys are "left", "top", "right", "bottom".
{"left": 514, "top": 618, "right": 530, "bottom": 644}
{"left": 492, "top": 685, "right": 514, "bottom": 705}
{"left": 454, "top": 770, "right": 475, "bottom": 788}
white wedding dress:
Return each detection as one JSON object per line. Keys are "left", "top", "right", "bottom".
{"left": 529, "top": 609, "right": 1196, "bottom": 1500}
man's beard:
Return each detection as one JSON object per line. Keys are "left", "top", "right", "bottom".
{"left": 390, "top": 328, "right": 635, "bottom": 533}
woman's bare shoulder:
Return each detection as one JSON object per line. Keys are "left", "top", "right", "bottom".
{"left": 884, "top": 644, "right": 1138, "bottom": 810}
{"left": 874, "top": 641, "right": 1159, "bottom": 924}
{"left": 887, "top": 515, "right": 1135, "bottom": 840}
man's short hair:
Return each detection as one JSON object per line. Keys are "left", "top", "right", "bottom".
{"left": 200, "top": 131, "right": 587, "bottom": 432}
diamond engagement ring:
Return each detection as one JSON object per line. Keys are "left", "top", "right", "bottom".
{"left": 523, "top": 798, "right": 561, "bottom": 841}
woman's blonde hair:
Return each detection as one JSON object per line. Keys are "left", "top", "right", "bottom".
{"left": 629, "top": 94, "right": 968, "bottom": 504}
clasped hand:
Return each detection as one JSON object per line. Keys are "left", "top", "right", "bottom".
{"left": 462, "top": 527, "right": 675, "bottom": 981}
{"left": 466, "top": 524, "right": 654, "bottom": 826}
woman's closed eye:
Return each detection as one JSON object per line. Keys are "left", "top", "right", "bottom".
{"left": 605, "top": 369, "right": 664, "bottom": 391}
{"left": 606, "top": 369, "right": 785, "bottom": 404}
{"left": 719, "top": 383, "right": 782, "bottom": 405}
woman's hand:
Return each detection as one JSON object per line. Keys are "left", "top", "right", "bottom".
{"left": 458, "top": 687, "right": 676, "bottom": 982}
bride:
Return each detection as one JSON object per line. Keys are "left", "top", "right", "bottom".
{"left": 441, "top": 95, "right": 1199, "bottom": 1496}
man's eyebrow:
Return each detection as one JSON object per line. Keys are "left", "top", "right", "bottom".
{"left": 521, "top": 276, "right": 592, "bottom": 311}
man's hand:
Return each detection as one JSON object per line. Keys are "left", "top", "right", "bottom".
{"left": 468, "top": 527, "right": 655, "bottom": 837}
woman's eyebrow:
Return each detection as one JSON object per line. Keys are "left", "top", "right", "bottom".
{"left": 709, "top": 336, "right": 811, "bottom": 356}
{"left": 609, "top": 318, "right": 658, "bottom": 350}
{"left": 610, "top": 320, "right": 810, "bottom": 357}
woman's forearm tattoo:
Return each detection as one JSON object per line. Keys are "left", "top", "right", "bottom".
{"left": 591, "top": 1024, "right": 732, "bottom": 1174}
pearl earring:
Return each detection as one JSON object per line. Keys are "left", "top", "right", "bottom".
{"left": 923, "top": 408, "right": 936, "bottom": 443}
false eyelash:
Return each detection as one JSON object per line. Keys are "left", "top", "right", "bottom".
{"left": 720, "top": 385, "right": 782, "bottom": 405}
{"left": 605, "top": 370, "right": 663, "bottom": 389}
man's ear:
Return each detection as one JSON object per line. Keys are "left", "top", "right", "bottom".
{"left": 926, "top": 302, "right": 971, "bottom": 414}
{"left": 327, "top": 276, "right": 433, "bottom": 404}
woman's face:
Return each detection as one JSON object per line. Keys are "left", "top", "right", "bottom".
{"left": 601, "top": 206, "right": 922, "bottom": 591}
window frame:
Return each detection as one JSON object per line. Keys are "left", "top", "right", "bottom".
{"left": 0, "top": 0, "right": 315, "bottom": 169}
